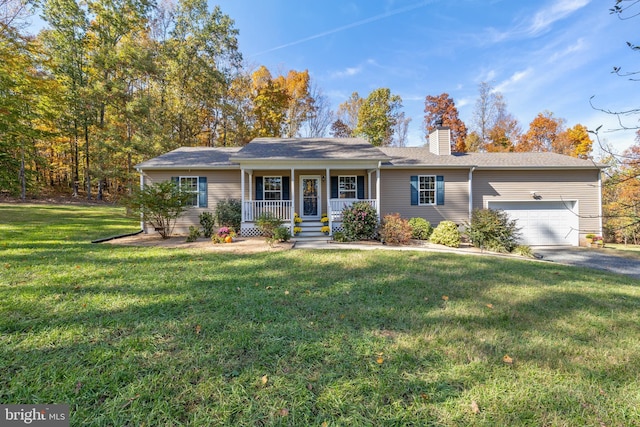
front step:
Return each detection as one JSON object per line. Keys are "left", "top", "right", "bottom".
{"left": 294, "top": 220, "right": 330, "bottom": 240}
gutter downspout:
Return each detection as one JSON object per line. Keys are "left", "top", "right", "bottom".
{"left": 598, "top": 169, "right": 603, "bottom": 236}
{"left": 468, "top": 166, "right": 476, "bottom": 222}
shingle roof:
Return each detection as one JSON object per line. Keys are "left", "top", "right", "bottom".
{"left": 135, "top": 139, "right": 604, "bottom": 171}
{"left": 230, "top": 137, "right": 389, "bottom": 161}
{"left": 135, "top": 147, "right": 241, "bottom": 169}
{"left": 380, "top": 147, "right": 603, "bottom": 169}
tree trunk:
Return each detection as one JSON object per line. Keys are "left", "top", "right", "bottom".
{"left": 85, "top": 120, "right": 91, "bottom": 200}
{"left": 20, "top": 148, "right": 26, "bottom": 200}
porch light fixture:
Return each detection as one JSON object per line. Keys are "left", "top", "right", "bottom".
{"left": 322, "top": 175, "right": 326, "bottom": 182}
{"left": 530, "top": 191, "right": 542, "bottom": 200}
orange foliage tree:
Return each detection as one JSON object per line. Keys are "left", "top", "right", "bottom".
{"left": 424, "top": 93, "right": 468, "bottom": 152}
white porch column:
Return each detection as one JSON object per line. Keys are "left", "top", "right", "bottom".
{"left": 376, "top": 164, "right": 381, "bottom": 221}
{"left": 326, "top": 167, "right": 331, "bottom": 235}
{"left": 241, "top": 168, "right": 245, "bottom": 223}
{"left": 291, "top": 167, "right": 295, "bottom": 232}
{"left": 468, "top": 167, "right": 475, "bottom": 222}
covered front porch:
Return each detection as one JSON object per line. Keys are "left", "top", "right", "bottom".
{"left": 239, "top": 168, "right": 380, "bottom": 237}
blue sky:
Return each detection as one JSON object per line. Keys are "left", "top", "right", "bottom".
{"left": 213, "top": 0, "right": 638, "bottom": 154}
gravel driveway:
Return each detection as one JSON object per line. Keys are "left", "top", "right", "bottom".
{"left": 533, "top": 247, "right": 640, "bottom": 279}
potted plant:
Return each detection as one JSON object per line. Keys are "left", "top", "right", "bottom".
{"left": 592, "top": 235, "right": 604, "bottom": 248}
{"left": 293, "top": 226, "right": 302, "bottom": 235}
{"left": 321, "top": 225, "right": 330, "bottom": 235}
{"left": 320, "top": 214, "right": 329, "bottom": 224}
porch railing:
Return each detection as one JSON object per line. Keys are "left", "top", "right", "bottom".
{"left": 329, "top": 199, "right": 377, "bottom": 221}
{"left": 243, "top": 200, "right": 292, "bottom": 222}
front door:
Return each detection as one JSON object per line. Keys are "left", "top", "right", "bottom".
{"left": 300, "top": 176, "right": 321, "bottom": 219}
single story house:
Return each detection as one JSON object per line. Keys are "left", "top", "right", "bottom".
{"left": 135, "top": 127, "right": 605, "bottom": 246}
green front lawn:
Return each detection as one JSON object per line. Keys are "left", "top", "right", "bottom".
{"left": 1, "top": 204, "right": 639, "bottom": 426}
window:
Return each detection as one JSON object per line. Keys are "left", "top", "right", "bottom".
{"left": 338, "top": 176, "right": 357, "bottom": 199}
{"left": 419, "top": 175, "right": 435, "bottom": 205}
{"left": 263, "top": 176, "right": 282, "bottom": 200}
{"left": 179, "top": 176, "right": 199, "bottom": 207}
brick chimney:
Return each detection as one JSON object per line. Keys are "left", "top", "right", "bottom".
{"left": 429, "top": 126, "right": 451, "bottom": 156}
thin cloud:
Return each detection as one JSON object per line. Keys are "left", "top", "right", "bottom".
{"left": 486, "top": 0, "right": 590, "bottom": 43}
{"left": 331, "top": 66, "right": 363, "bottom": 79}
{"left": 250, "top": 1, "right": 433, "bottom": 57}
{"left": 494, "top": 68, "right": 533, "bottom": 93}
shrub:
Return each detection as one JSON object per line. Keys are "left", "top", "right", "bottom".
{"left": 256, "top": 212, "right": 283, "bottom": 238}
{"left": 379, "top": 213, "right": 413, "bottom": 245}
{"left": 199, "top": 212, "right": 215, "bottom": 238}
{"left": 430, "top": 221, "right": 461, "bottom": 248}
{"left": 466, "top": 208, "right": 520, "bottom": 253}
{"left": 342, "top": 201, "right": 378, "bottom": 241}
{"left": 408, "top": 217, "right": 432, "bottom": 240}
{"left": 332, "top": 231, "right": 348, "bottom": 242}
{"left": 186, "top": 226, "right": 201, "bottom": 242}
{"left": 215, "top": 198, "right": 241, "bottom": 232}
{"left": 513, "top": 245, "right": 533, "bottom": 257}
{"left": 121, "top": 180, "right": 193, "bottom": 239}
{"left": 267, "top": 226, "right": 291, "bottom": 246}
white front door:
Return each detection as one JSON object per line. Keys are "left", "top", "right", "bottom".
{"left": 300, "top": 176, "right": 321, "bottom": 219}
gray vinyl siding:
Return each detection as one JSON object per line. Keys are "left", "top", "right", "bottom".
{"left": 380, "top": 169, "right": 469, "bottom": 226}
{"left": 143, "top": 169, "right": 240, "bottom": 234}
{"left": 472, "top": 169, "right": 601, "bottom": 236}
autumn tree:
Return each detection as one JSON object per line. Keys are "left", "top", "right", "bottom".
{"left": 354, "top": 88, "right": 402, "bottom": 146}
{"left": 468, "top": 82, "right": 521, "bottom": 152}
{"left": 554, "top": 124, "right": 593, "bottom": 159}
{"left": 275, "top": 69, "right": 314, "bottom": 137}
{"left": 516, "top": 111, "right": 565, "bottom": 152}
{"left": 424, "top": 93, "right": 468, "bottom": 152}
{"left": 330, "top": 119, "right": 351, "bottom": 138}
{"left": 486, "top": 111, "right": 521, "bottom": 152}
{"left": 333, "top": 92, "right": 362, "bottom": 137}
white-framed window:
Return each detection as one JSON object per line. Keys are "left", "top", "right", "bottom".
{"left": 263, "top": 176, "right": 282, "bottom": 200}
{"left": 180, "top": 176, "right": 199, "bottom": 207}
{"left": 419, "top": 175, "right": 436, "bottom": 205}
{"left": 338, "top": 176, "right": 357, "bottom": 199}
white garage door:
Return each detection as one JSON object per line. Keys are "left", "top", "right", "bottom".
{"left": 488, "top": 201, "right": 579, "bottom": 246}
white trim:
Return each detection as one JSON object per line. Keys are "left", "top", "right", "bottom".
{"left": 598, "top": 170, "right": 603, "bottom": 236}
{"left": 326, "top": 167, "right": 332, "bottom": 234}
{"left": 299, "top": 175, "right": 322, "bottom": 219}
{"left": 179, "top": 176, "right": 200, "bottom": 207}
{"left": 241, "top": 168, "right": 245, "bottom": 223}
{"left": 338, "top": 175, "right": 357, "bottom": 199}
{"left": 263, "top": 176, "right": 283, "bottom": 201}
{"left": 140, "top": 173, "right": 145, "bottom": 232}
{"left": 468, "top": 167, "right": 475, "bottom": 222}
{"left": 375, "top": 166, "right": 381, "bottom": 221}
{"left": 417, "top": 175, "right": 436, "bottom": 206}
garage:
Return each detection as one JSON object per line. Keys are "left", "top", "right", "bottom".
{"left": 488, "top": 201, "right": 579, "bottom": 246}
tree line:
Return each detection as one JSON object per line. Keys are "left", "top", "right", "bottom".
{"left": 4, "top": 0, "right": 640, "bottom": 244}
{"left": 1, "top": 0, "right": 600, "bottom": 202}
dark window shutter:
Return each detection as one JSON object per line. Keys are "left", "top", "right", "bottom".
{"left": 410, "top": 176, "right": 418, "bottom": 205}
{"left": 198, "top": 176, "right": 208, "bottom": 207}
{"left": 282, "top": 176, "right": 290, "bottom": 200}
{"left": 331, "top": 176, "right": 338, "bottom": 199}
{"left": 357, "top": 176, "right": 365, "bottom": 199}
{"left": 255, "top": 177, "right": 263, "bottom": 201}
{"left": 436, "top": 175, "right": 445, "bottom": 205}
{"left": 171, "top": 176, "right": 179, "bottom": 186}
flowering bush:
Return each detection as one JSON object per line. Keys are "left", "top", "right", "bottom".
{"left": 341, "top": 201, "right": 378, "bottom": 241}
{"left": 217, "top": 226, "right": 235, "bottom": 237}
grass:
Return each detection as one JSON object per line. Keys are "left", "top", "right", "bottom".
{"left": 1, "top": 203, "right": 639, "bottom": 426}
